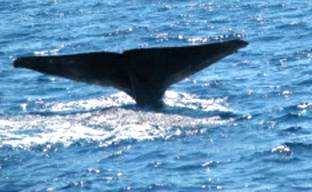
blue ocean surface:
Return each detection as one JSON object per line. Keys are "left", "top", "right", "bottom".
{"left": 1, "top": 0, "right": 312, "bottom": 191}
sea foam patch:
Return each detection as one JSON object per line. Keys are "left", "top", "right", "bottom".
{"left": 0, "top": 91, "right": 232, "bottom": 148}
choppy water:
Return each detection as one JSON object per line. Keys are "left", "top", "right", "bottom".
{"left": 1, "top": 0, "right": 312, "bottom": 191}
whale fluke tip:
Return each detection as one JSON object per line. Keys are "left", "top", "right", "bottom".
{"left": 13, "top": 57, "right": 23, "bottom": 68}
{"left": 236, "top": 39, "right": 249, "bottom": 48}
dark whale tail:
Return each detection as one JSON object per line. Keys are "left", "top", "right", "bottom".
{"left": 13, "top": 38, "right": 248, "bottom": 107}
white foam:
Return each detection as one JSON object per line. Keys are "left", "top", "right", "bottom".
{"left": 0, "top": 91, "right": 232, "bottom": 148}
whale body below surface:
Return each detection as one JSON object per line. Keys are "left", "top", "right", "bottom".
{"left": 13, "top": 38, "right": 248, "bottom": 108}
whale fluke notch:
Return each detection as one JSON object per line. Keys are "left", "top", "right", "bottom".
{"left": 13, "top": 38, "right": 248, "bottom": 108}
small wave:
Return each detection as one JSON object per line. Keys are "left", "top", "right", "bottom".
{"left": 283, "top": 141, "right": 312, "bottom": 151}
{"left": 271, "top": 139, "right": 312, "bottom": 157}
{"left": 0, "top": 91, "right": 233, "bottom": 149}
{"left": 280, "top": 126, "right": 308, "bottom": 134}
{"left": 240, "top": 138, "right": 312, "bottom": 164}
{"left": 271, "top": 101, "right": 312, "bottom": 124}
{"left": 271, "top": 144, "right": 292, "bottom": 154}
{"left": 297, "top": 102, "right": 312, "bottom": 110}
{"left": 266, "top": 140, "right": 312, "bottom": 163}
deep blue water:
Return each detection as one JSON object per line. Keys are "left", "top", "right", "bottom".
{"left": 1, "top": 0, "right": 312, "bottom": 191}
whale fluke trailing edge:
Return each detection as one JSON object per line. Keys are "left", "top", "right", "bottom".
{"left": 13, "top": 38, "right": 248, "bottom": 108}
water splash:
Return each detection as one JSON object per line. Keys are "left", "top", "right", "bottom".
{"left": 0, "top": 91, "right": 232, "bottom": 148}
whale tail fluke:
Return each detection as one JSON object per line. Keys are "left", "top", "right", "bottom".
{"left": 13, "top": 38, "right": 248, "bottom": 107}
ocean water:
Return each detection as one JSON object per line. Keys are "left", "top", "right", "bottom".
{"left": 1, "top": 0, "right": 312, "bottom": 191}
